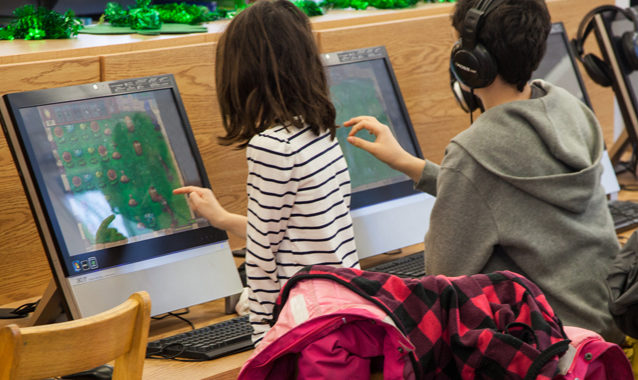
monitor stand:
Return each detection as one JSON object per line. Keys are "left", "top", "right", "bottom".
{"left": 0, "top": 279, "right": 69, "bottom": 326}
{"left": 609, "top": 129, "right": 630, "bottom": 166}
{"left": 24, "top": 279, "right": 70, "bottom": 326}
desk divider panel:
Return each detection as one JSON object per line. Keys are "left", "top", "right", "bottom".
{"left": 0, "top": 57, "right": 101, "bottom": 306}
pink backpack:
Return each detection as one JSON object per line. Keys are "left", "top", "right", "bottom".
{"left": 554, "top": 326, "right": 633, "bottom": 379}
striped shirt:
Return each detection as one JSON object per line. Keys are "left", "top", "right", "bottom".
{"left": 245, "top": 125, "right": 360, "bottom": 345}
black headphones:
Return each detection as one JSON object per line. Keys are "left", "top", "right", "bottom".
{"left": 450, "top": 0, "right": 506, "bottom": 89}
{"left": 572, "top": 5, "right": 638, "bottom": 87}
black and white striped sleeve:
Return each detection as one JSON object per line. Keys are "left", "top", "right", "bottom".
{"left": 244, "top": 132, "right": 298, "bottom": 344}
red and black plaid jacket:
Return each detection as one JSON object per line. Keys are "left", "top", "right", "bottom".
{"left": 273, "top": 266, "right": 570, "bottom": 380}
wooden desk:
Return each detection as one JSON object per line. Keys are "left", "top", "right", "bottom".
{"left": 142, "top": 300, "right": 251, "bottom": 380}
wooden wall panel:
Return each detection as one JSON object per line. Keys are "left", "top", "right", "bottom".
{"left": 100, "top": 42, "right": 247, "bottom": 249}
{"left": 310, "top": 3, "right": 454, "bottom": 30}
{"left": 0, "top": 57, "right": 100, "bottom": 306}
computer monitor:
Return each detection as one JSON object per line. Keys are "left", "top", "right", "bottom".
{"left": 531, "top": 21, "right": 620, "bottom": 195}
{"left": 322, "top": 46, "right": 435, "bottom": 260}
{"left": 0, "top": 74, "right": 243, "bottom": 321}
{"left": 532, "top": 23, "right": 592, "bottom": 106}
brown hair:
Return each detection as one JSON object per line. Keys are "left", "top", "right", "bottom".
{"left": 452, "top": 0, "right": 551, "bottom": 92}
{"left": 216, "top": 0, "right": 336, "bottom": 148}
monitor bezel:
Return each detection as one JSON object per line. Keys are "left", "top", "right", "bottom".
{"left": 0, "top": 74, "right": 229, "bottom": 281}
{"left": 547, "top": 21, "right": 594, "bottom": 108}
{"left": 323, "top": 45, "right": 424, "bottom": 210}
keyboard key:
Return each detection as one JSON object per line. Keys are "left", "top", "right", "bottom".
{"left": 146, "top": 314, "right": 254, "bottom": 360}
{"left": 608, "top": 200, "right": 638, "bottom": 233}
{"left": 366, "top": 251, "right": 425, "bottom": 278}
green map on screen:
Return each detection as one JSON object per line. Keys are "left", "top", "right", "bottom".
{"left": 41, "top": 93, "right": 193, "bottom": 249}
{"left": 331, "top": 66, "right": 406, "bottom": 191}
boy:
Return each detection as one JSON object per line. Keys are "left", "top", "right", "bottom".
{"left": 345, "top": 0, "right": 623, "bottom": 342}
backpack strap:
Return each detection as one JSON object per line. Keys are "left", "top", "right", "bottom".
{"left": 524, "top": 340, "right": 571, "bottom": 380}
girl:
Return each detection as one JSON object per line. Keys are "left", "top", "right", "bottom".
{"left": 174, "top": 0, "right": 359, "bottom": 345}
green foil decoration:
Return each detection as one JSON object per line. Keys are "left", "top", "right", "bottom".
{"left": 155, "top": 3, "right": 222, "bottom": 24}
{"left": 0, "top": 5, "right": 82, "bottom": 40}
{"left": 101, "top": 0, "right": 456, "bottom": 27}
{"left": 104, "top": 2, "right": 130, "bottom": 27}
{"left": 349, "top": 0, "right": 370, "bottom": 10}
{"left": 129, "top": 7, "right": 162, "bottom": 29}
{"left": 103, "top": 0, "right": 224, "bottom": 30}
{"left": 293, "top": 0, "right": 324, "bottom": 16}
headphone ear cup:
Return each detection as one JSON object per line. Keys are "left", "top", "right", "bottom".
{"left": 582, "top": 53, "right": 613, "bottom": 87}
{"left": 454, "top": 82, "right": 472, "bottom": 112}
{"left": 451, "top": 78, "right": 481, "bottom": 113}
{"left": 451, "top": 42, "right": 498, "bottom": 89}
{"left": 622, "top": 31, "right": 638, "bottom": 71}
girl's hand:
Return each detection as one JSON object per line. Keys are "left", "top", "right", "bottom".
{"left": 173, "top": 186, "right": 229, "bottom": 229}
{"left": 173, "top": 186, "right": 247, "bottom": 239}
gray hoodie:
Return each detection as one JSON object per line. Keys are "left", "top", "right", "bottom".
{"left": 416, "top": 80, "right": 623, "bottom": 342}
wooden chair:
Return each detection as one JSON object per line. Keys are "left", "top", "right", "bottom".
{"left": 0, "top": 291, "right": 151, "bottom": 380}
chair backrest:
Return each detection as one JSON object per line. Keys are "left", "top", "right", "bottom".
{"left": 0, "top": 291, "right": 151, "bottom": 380}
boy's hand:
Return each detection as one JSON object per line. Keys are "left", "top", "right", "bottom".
{"left": 344, "top": 116, "right": 406, "bottom": 169}
{"left": 344, "top": 116, "right": 425, "bottom": 182}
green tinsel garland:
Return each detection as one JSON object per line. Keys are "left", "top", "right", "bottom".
{"left": 104, "top": 0, "right": 226, "bottom": 30}
{"left": 294, "top": 1, "right": 325, "bottom": 17}
{"left": 0, "top": 0, "right": 455, "bottom": 39}
{"left": 0, "top": 5, "right": 82, "bottom": 40}
{"left": 155, "top": 3, "right": 224, "bottom": 24}
{"left": 103, "top": 0, "right": 456, "bottom": 26}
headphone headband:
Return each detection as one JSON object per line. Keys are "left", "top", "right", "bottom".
{"left": 574, "top": 5, "right": 638, "bottom": 55}
{"left": 572, "top": 5, "right": 638, "bottom": 87}
{"left": 451, "top": 0, "right": 507, "bottom": 89}
{"left": 461, "top": 0, "right": 506, "bottom": 50}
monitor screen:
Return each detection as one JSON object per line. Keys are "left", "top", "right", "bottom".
{"left": 532, "top": 22, "right": 592, "bottom": 107}
{"left": 323, "top": 46, "right": 435, "bottom": 259}
{"left": 1, "top": 74, "right": 242, "bottom": 319}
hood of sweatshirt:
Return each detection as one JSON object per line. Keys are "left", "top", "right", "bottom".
{"left": 450, "top": 80, "right": 604, "bottom": 213}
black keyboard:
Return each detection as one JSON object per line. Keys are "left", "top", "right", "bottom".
{"left": 608, "top": 200, "right": 638, "bottom": 233}
{"left": 146, "top": 314, "right": 254, "bottom": 360}
{"left": 366, "top": 251, "right": 425, "bottom": 278}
